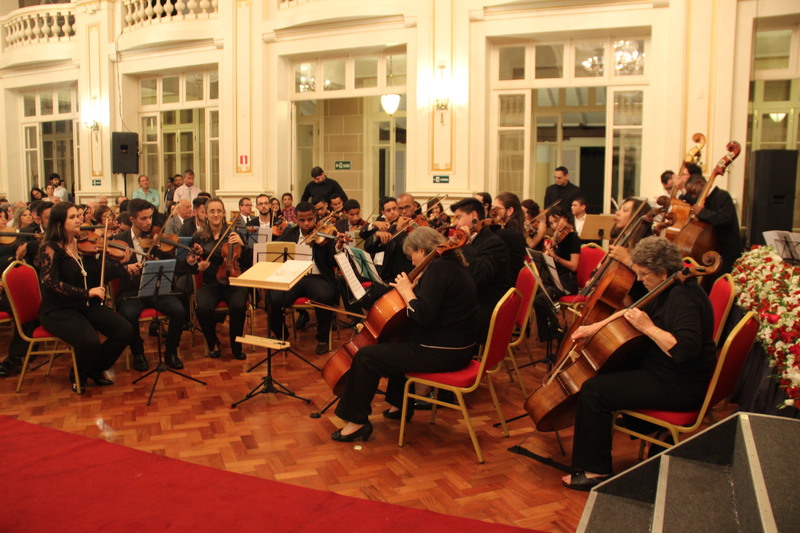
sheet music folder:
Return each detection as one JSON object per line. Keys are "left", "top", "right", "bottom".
{"left": 229, "top": 260, "right": 313, "bottom": 291}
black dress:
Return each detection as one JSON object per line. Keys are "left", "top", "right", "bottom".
{"left": 38, "top": 243, "right": 133, "bottom": 375}
{"left": 335, "top": 254, "right": 478, "bottom": 424}
{"left": 571, "top": 279, "right": 716, "bottom": 474}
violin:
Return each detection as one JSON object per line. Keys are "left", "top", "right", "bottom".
{"left": 304, "top": 209, "right": 342, "bottom": 245}
{"left": 524, "top": 251, "right": 722, "bottom": 432}
{"left": 217, "top": 234, "right": 242, "bottom": 284}
{"left": 76, "top": 231, "right": 149, "bottom": 260}
{"left": 272, "top": 219, "right": 288, "bottom": 237}
{"left": 0, "top": 230, "right": 42, "bottom": 245}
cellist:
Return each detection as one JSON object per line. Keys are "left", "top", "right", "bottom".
{"left": 561, "top": 237, "right": 715, "bottom": 491}
{"left": 331, "top": 227, "right": 477, "bottom": 442}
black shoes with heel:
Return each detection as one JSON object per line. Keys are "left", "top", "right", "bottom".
{"left": 331, "top": 421, "right": 373, "bottom": 443}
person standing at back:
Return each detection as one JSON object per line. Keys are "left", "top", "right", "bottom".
{"left": 132, "top": 174, "right": 161, "bottom": 212}
{"left": 544, "top": 166, "right": 582, "bottom": 210}
{"left": 173, "top": 169, "right": 200, "bottom": 204}
{"left": 300, "top": 166, "right": 348, "bottom": 204}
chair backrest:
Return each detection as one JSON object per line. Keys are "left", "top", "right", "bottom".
{"left": 192, "top": 271, "right": 204, "bottom": 294}
{"left": 1, "top": 261, "right": 42, "bottom": 328}
{"left": 513, "top": 266, "right": 537, "bottom": 330}
{"left": 576, "top": 244, "right": 606, "bottom": 288}
{"left": 478, "top": 288, "right": 523, "bottom": 378}
{"left": 708, "top": 273, "right": 736, "bottom": 344}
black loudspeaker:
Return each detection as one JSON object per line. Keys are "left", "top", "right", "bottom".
{"left": 747, "top": 149, "right": 797, "bottom": 246}
{"left": 111, "top": 132, "right": 139, "bottom": 175}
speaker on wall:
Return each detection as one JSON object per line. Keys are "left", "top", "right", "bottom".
{"left": 746, "top": 149, "right": 797, "bottom": 246}
{"left": 111, "top": 132, "right": 139, "bottom": 175}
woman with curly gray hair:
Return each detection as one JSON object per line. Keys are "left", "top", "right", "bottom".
{"left": 561, "top": 236, "right": 716, "bottom": 490}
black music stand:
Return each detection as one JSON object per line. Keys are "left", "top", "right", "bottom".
{"left": 231, "top": 336, "right": 312, "bottom": 408}
{"left": 131, "top": 259, "right": 207, "bottom": 405}
{"left": 523, "top": 252, "right": 565, "bottom": 371}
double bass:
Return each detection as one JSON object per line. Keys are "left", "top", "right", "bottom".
{"left": 524, "top": 251, "right": 721, "bottom": 432}
{"left": 320, "top": 230, "right": 469, "bottom": 395}
{"left": 659, "top": 132, "right": 706, "bottom": 239}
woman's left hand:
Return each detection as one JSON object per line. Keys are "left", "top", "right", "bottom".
{"left": 623, "top": 308, "right": 655, "bottom": 333}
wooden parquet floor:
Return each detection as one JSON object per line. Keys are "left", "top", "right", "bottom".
{"left": 0, "top": 312, "right": 727, "bottom": 532}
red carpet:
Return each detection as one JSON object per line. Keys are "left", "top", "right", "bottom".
{"left": 0, "top": 416, "right": 536, "bottom": 532}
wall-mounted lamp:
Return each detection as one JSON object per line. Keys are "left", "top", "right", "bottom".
{"left": 431, "top": 63, "right": 451, "bottom": 124}
{"left": 83, "top": 97, "right": 102, "bottom": 133}
{"left": 84, "top": 119, "right": 99, "bottom": 132}
{"left": 381, "top": 94, "right": 401, "bottom": 115}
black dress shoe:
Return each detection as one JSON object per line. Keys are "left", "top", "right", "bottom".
{"left": 383, "top": 408, "right": 413, "bottom": 421}
{"left": 132, "top": 352, "right": 149, "bottom": 372}
{"left": 562, "top": 472, "right": 611, "bottom": 492}
{"left": 0, "top": 359, "right": 18, "bottom": 378}
{"left": 69, "top": 369, "right": 86, "bottom": 394}
{"left": 87, "top": 371, "right": 114, "bottom": 386}
{"left": 315, "top": 342, "right": 329, "bottom": 355}
{"left": 232, "top": 351, "right": 246, "bottom": 360}
{"left": 208, "top": 348, "right": 221, "bottom": 359}
{"left": 295, "top": 312, "right": 310, "bottom": 331}
{"left": 331, "top": 421, "right": 373, "bottom": 442}
{"left": 165, "top": 350, "right": 184, "bottom": 370}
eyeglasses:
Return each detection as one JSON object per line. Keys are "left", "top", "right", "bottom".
{"left": 635, "top": 268, "right": 655, "bottom": 279}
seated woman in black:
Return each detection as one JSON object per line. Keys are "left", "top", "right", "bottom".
{"left": 562, "top": 236, "right": 716, "bottom": 490}
{"left": 332, "top": 227, "right": 478, "bottom": 442}
{"left": 187, "top": 197, "right": 248, "bottom": 360}
{"left": 37, "top": 202, "right": 133, "bottom": 392}
{"left": 606, "top": 197, "right": 653, "bottom": 303}
{"left": 532, "top": 207, "right": 580, "bottom": 340}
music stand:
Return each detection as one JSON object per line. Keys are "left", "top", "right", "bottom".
{"left": 522, "top": 251, "right": 564, "bottom": 371}
{"left": 131, "top": 259, "right": 207, "bottom": 405}
{"left": 580, "top": 214, "right": 616, "bottom": 242}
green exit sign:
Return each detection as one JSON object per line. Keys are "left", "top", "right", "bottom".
{"left": 334, "top": 161, "right": 351, "bottom": 170}
{"left": 92, "top": 179, "right": 101, "bottom": 186}
{"left": 433, "top": 175, "right": 450, "bottom": 184}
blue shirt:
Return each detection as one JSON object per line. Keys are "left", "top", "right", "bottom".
{"left": 132, "top": 188, "right": 161, "bottom": 209}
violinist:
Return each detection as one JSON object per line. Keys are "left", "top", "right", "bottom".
{"left": 313, "top": 196, "right": 331, "bottom": 220}
{"left": 562, "top": 237, "right": 715, "bottom": 490}
{"left": 683, "top": 174, "right": 742, "bottom": 277}
{"left": 425, "top": 198, "right": 450, "bottom": 230}
{"left": 37, "top": 202, "right": 134, "bottom": 392}
{"left": 522, "top": 199, "right": 547, "bottom": 250}
{"left": 247, "top": 194, "right": 275, "bottom": 234}
{"left": 491, "top": 192, "right": 527, "bottom": 276}
{"left": 451, "top": 197, "right": 512, "bottom": 342}
{"left": 329, "top": 193, "right": 345, "bottom": 215}
{"left": 332, "top": 227, "right": 477, "bottom": 442}
{"left": 235, "top": 197, "right": 256, "bottom": 227}
{"left": 360, "top": 197, "right": 413, "bottom": 284}
{"left": 334, "top": 199, "right": 366, "bottom": 235}
{"left": 113, "top": 199, "right": 187, "bottom": 372}
{"left": 531, "top": 207, "right": 579, "bottom": 340}
{"left": 606, "top": 197, "right": 653, "bottom": 302}
{"left": 267, "top": 201, "right": 340, "bottom": 355}
{"left": 178, "top": 197, "right": 208, "bottom": 237}
{"left": 187, "top": 198, "right": 248, "bottom": 361}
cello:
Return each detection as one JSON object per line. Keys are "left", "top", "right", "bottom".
{"left": 320, "top": 229, "right": 469, "bottom": 395}
{"left": 659, "top": 132, "right": 706, "bottom": 239}
{"left": 524, "top": 251, "right": 721, "bottom": 432}
{"left": 673, "top": 141, "right": 740, "bottom": 264}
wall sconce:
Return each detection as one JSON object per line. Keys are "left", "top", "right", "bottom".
{"left": 431, "top": 63, "right": 451, "bottom": 124}
{"left": 83, "top": 97, "right": 103, "bottom": 133}
{"left": 381, "top": 94, "right": 401, "bottom": 115}
{"left": 84, "top": 119, "right": 99, "bottom": 132}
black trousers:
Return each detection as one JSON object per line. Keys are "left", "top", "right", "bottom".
{"left": 195, "top": 282, "right": 249, "bottom": 352}
{"left": 117, "top": 295, "right": 186, "bottom": 354}
{"left": 39, "top": 304, "right": 133, "bottom": 374}
{"left": 0, "top": 295, "right": 34, "bottom": 364}
{"left": 334, "top": 341, "right": 475, "bottom": 424}
{"left": 571, "top": 369, "right": 707, "bottom": 475}
{"left": 268, "top": 274, "right": 337, "bottom": 343}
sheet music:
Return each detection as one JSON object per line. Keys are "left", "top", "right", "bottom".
{"left": 335, "top": 252, "right": 367, "bottom": 300}
{"left": 373, "top": 251, "right": 385, "bottom": 266}
{"left": 528, "top": 249, "right": 564, "bottom": 293}
{"left": 763, "top": 230, "right": 800, "bottom": 261}
{"left": 266, "top": 260, "right": 313, "bottom": 284}
{"left": 346, "top": 246, "right": 384, "bottom": 284}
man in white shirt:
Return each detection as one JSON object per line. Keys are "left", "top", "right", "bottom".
{"left": 172, "top": 169, "right": 200, "bottom": 204}
{"left": 132, "top": 174, "right": 161, "bottom": 211}
{"left": 571, "top": 197, "right": 588, "bottom": 238}
{"left": 51, "top": 173, "right": 69, "bottom": 203}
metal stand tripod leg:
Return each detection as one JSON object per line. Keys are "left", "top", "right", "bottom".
{"left": 231, "top": 348, "right": 312, "bottom": 408}
{"left": 309, "top": 395, "right": 340, "bottom": 418}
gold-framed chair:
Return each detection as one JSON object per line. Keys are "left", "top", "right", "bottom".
{"left": 398, "top": 288, "right": 523, "bottom": 463}
{"left": 2, "top": 261, "right": 80, "bottom": 394}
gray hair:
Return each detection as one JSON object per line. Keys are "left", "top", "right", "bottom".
{"left": 630, "top": 236, "right": 684, "bottom": 275}
{"left": 403, "top": 226, "right": 445, "bottom": 256}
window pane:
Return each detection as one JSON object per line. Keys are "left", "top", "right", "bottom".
{"left": 565, "top": 87, "right": 589, "bottom": 107}
{"left": 295, "top": 63, "right": 316, "bottom": 93}
{"left": 761, "top": 113, "right": 788, "bottom": 144}
{"left": 614, "top": 39, "right": 645, "bottom": 76}
{"left": 142, "top": 116, "right": 158, "bottom": 143}
{"left": 162, "top": 76, "right": 179, "bottom": 104}
{"left": 162, "top": 110, "right": 176, "bottom": 126}
{"left": 754, "top": 29, "right": 791, "bottom": 71}
{"left": 535, "top": 44, "right": 563, "bottom": 79}
{"left": 499, "top": 94, "right": 525, "bottom": 127}
{"left": 210, "top": 110, "right": 219, "bottom": 138}
{"left": 323, "top": 59, "right": 346, "bottom": 91}
{"left": 499, "top": 46, "right": 525, "bottom": 81}
{"left": 354, "top": 56, "right": 378, "bottom": 89}
{"left": 575, "top": 41, "right": 605, "bottom": 78}
{"left": 613, "top": 90, "right": 643, "bottom": 126}
{"left": 23, "top": 93, "right": 36, "bottom": 117}
{"left": 298, "top": 100, "right": 317, "bottom": 116}
{"left": 209, "top": 71, "right": 219, "bottom": 99}
{"left": 536, "top": 116, "right": 557, "bottom": 142}
{"left": 763, "top": 79, "right": 791, "bottom": 101}
{"left": 386, "top": 54, "right": 406, "bottom": 87}
{"left": 498, "top": 131, "right": 525, "bottom": 197}
{"left": 25, "top": 126, "right": 37, "bottom": 148}
{"left": 58, "top": 88, "right": 72, "bottom": 113}
{"left": 612, "top": 129, "right": 642, "bottom": 201}
{"left": 141, "top": 79, "right": 157, "bottom": 105}
{"left": 536, "top": 88, "right": 559, "bottom": 107}
{"left": 185, "top": 73, "right": 204, "bottom": 101}
{"left": 40, "top": 92, "right": 53, "bottom": 115}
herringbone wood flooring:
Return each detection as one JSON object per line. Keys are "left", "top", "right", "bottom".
{"left": 0, "top": 312, "right": 728, "bottom": 531}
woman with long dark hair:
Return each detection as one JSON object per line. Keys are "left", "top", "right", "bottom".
{"left": 37, "top": 202, "right": 133, "bottom": 392}
{"left": 29, "top": 187, "right": 45, "bottom": 203}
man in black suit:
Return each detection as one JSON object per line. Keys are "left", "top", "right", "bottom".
{"left": 360, "top": 196, "right": 413, "bottom": 284}
{"left": 451, "top": 197, "right": 512, "bottom": 342}
{"left": 178, "top": 197, "right": 208, "bottom": 237}
{"left": 267, "top": 201, "right": 340, "bottom": 355}
{"left": 544, "top": 166, "right": 582, "bottom": 210}
{"left": 114, "top": 199, "right": 186, "bottom": 371}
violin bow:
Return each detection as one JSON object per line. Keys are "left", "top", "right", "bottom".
{"left": 99, "top": 218, "right": 110, "bottom": 304}
{"left": 206, "top": 217, "right": 236, "bottom": 258}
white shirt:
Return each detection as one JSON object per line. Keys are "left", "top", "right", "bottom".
{"left": 173, "top": 184, "right": 201, "bottom": 204}
{"left": 574, "top": 213, "right": 587, "bottom": 238}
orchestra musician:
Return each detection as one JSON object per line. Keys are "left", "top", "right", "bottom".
{"left": 491, "top": 192, "right": 527, "bottom": 277}
{"left": 360, "top": 197, "right": 413, "bottom": 284}
{"left": 113, "top": 199, "right": 187, "bottom": 372}
{"left": 186, "top": 198, "right": 248, "bottom": 361}
{"left": 331, "top": 227, "right": 478, "bottom": 442}
{"left": 521, "top": 199, "right": 547, "bottom": 250}
{"left": 561, "top": 237, "right": 716, "bottom": 490}
{"left": 267, "top": 201, "right": 340, "bottom": 355}
{"left": 37, "top": 202, "right": 133, "bottom": 392}
{"left": 0, "top": 205, "right": 34, "bottom": 378}
{"left": 334, "top": 199, "right": 366, "bottom": 235}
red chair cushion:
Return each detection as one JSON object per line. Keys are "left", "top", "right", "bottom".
{"left": 293, "top": 297, "right": 311, "bottom": 305}
{"left": 32, "top": 326, "right": 58, "bottom": 339}
{"left": 632, "top": 408, "right": 701, "bottom": 427}
{"left": 0, "top": 311, "right": 11, "bottom": 321}
{"left": 215, "top": 301, "right": 230, "bottom": 310}
{"left": 139, "top": 309, "right": 167, "bottom": 320}
{"left": 361, "top": 282, "right": 372, "bottom": 288}
{"left": 408, "top": 360, "right": 480, "bottom": 389}
{"left": 559, "top": 294, "right": 586, "bottom": 305}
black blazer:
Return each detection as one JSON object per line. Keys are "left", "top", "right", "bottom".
{"left": 276, "top": 225, "right": 338, "bottom": 289}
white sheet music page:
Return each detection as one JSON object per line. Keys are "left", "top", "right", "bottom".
{"left": 266, "top": 260, "right": 313, "bottom": 285}
{"left": 335, "top": 252, "right": 367, "bottom": 300}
